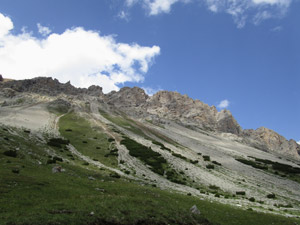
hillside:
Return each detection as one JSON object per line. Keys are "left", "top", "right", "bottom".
{"left": 0, "top": 77, "right": 300, "bottom": 225}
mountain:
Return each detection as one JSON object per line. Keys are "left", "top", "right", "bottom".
{"left": 1, "top": 76, "right": 300, "bottom": 225}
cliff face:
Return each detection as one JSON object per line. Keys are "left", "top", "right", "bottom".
{"left": 243, "top": 127, "right": 300, "bottom": 158}
{"left": 1, "top": 77, "right": 299, "bottom": 158}
{"left": 0, "top": 77, "right": 104, "bottom": 97}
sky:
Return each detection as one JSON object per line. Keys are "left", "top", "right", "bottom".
{"left": 0, "top": 0, "right": 299, "bottom": 142}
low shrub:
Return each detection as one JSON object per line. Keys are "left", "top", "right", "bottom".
{"left": 53, "top": 156, "right": 63, "bottom": 162}
{"left": 209, "top": 185, "right": 219, "bottom": 190}
{"left": 212, "top": 161, "right": 222, "bottom": 166}
{"left": 3, "top": 150, "right": 17, "bottom": 158}
{"left": 12, "top": 169, "right": 19, "bottom": 174}
{"left": 267, "top": 193, "right": 276, "bottom": 199}
{"left": 47, "top": 138, "right": 70, "bottom": 148}
{"left": 190, "top": 160, "right": 199, "bottom": 164}
{"left": 249, "top": 197, "right": 255, "bottom": 202}
{"left": 110, "top": 173, "right": 121, "bottom": 178}
{"left": 236, "top": 191, "right": 246, "bottom": 195}
{"left": 121, "top": 137, "right": 167, "bottom": 176}
{"left": 108, "top": 138, "right": 115, "bottom": 142}
{"left": 206, "top": 164, "right": 215, "bottom": 169}
{"left": 172, "top": 152, "right": 187, "bottom": 160}
{"left": 203, "top": 155, "right": 210, "bottom": 161}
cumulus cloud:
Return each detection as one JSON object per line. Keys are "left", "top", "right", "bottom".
{"left": 217, "top": 99, "right": 230, "bottom": 109}
{"left": 297, "top": 141, "right": 300, "bottom": 145}
{"left": 37, "top": 23, "right": 52, "bottom": 36}
{"left": 126, "top": 0, "right": 293, "bottom": 27}
{"left": 0, "top": 13, "right": 160, "bottom": 93}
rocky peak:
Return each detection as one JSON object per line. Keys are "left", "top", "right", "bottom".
{"left": 216, "top": 109, "right": 242, "bottom": 135}
{"left": 106, "top": 86, "right": 148, "bottom": 108}
{"left": 243, "top": 127, "right": 300, "bottom": 158}
{"left": 0, "top": 75, "right": 3, "bottom": 82}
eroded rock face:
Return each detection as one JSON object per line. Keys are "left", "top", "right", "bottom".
{"left": 243, "top": 127, "right": 300, "bottom": 158}
{"left": 107, "top": 87, "right": 148, "bottom": 108}
{"left": 0, "top": 77, "right": 104, "bottom": 97}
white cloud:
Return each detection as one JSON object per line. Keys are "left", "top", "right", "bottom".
{"left": 297, "top": 141, "right": 300, "bottom": 145}
{"left": 37, "top": 23, "right": 52, "bottom": 36}
{"left": 0, "top": 13, "right": 13, "bottom": 38}
{"left": 270, "top": 26, "right": 282, "bottom": 32}
{"left": 0, "top": 13, "right": 160, "bottom": 93}
{"left": 142, "top": 86, "right": 162, "bottom": 96}
{"left": 118, "top": 10, "right": 130, "bottom": 21}
{"left": 126, "top": 0, "right": 293, "bottom": 27}
{"left": 217, "top": 99, "right": 230, "bottom": 109}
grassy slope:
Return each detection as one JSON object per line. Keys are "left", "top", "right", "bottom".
{"left": 59, "top": 112, "right": 118, "bottom": 168}
{"left": 0, "top": 126, "right": 300, "bottom": 225}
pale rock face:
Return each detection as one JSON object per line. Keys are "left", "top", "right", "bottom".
{"left": 243, "top": 127, "right": 300, "bottom": 158}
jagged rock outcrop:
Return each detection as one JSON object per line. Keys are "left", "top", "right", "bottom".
{"left": 0, "top": 75, "right": 3, "bottom": 82}
{"left": 106, "top": 87, "right": 148, "bottom": 109}
{"left": 106, "top": 89, "right": 242, "bottom": 135}
{"left": 0, "top": 77, "right": 104, "bottom": 97}
{"left": 243, "top": 127, "right": 300, "bottom": 158}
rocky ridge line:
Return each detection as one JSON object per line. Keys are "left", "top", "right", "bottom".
{"left": 0, "top": 76, "right": 299, "bottom": 158}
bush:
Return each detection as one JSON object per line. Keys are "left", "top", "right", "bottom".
{"left": 206, "top": 164, "right": 215, "bottom": 169}
{"left": 47, "top": 159, "right": 56, "bottom": 164}
{"left": 172, "top": 153, "right": 187, "bottom": 160}
{"left": 212, "top": 161, "right": 222, "bottom": 166}
{"left": 47, "top": 138, "right": 70, "bottom": 148}
{"left": 110, "top": 173, "right": 121, "bottom": 178}
{"left": 121, "top": 137, "right": 167, "bottom": 176}
{"left": 108, "top": 138, "right": 115, "bottom": 142}
{"left": 82, "top": 162, "right": 89, "bottom": 166}
{"left": 12, "top": 169, "right": 19, "bottom": 174}
{"left": 209, "top": 185, "right": 219, "bottom": 190}
{"left": 235, "top": 158, "right": 268, "bottom": 170}
{"left": 236, "top": 191, "right": 246, "bottom": 195}
{"left": 152, "top": 140, "right": 171, "bottom": 151}
{"left": 3, "top": 150, "right": 17, "bottom": 158}
{"left": 190, "top": 160, "right": 199, "bottom": 164}
{"left": 267, "top": 193, "right": 276, "bottom": 199}
{"left": 249, "top": 197, "right": 255, "bottom": 202}
{"left": 203, "top": 155, "right": 210, "bottom": 161}
{"left": 53, "top": 156, "right": 63, "bottom": 162}
{"left": 65, "top": 129, "right": 72, "bottom": 132}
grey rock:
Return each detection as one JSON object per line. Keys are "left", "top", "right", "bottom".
{"left": 190, "top": 205, "right": 201, "bottom": 215}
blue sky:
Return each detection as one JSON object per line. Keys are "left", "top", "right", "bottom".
{"left": 0, "top": 0, "right": 299, "bottom": 142}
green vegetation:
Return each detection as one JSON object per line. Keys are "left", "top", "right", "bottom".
{"left": 59, "top": 112, "right": 118, "bottom": 168}
{"left": 152, "top": 140, "right": 171, "bottom": 151}
{"left": 0, "top": 126, "right": 299, "bottom": 225}
{"left": 172, "top": 152, "right": 187, "bottom": 160}
{"left": 120, "top": 136, "right": 166, "bottom": 175}
{"left": 203, "top": 155, "right": 211, "bottom": 161}
{"left": 206, "top": 164, "right": 215, "bottom": 169}
{"left": 212, "top": 161, "right": 222, "bottom": 166}
{"left": 235, "top": 158, "right": 268, "bottom": 170}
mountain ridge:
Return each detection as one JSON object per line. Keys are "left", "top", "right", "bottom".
{"left": 0, "top": 76, "right": 299, "bottom": 158}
